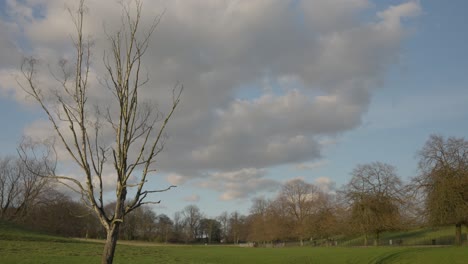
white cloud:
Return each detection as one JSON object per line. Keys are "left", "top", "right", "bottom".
{"left": 196, "top": 168, "right": 280, "bottom": 201}
{"left": 166, "top": 173, "right": 187, "bottom": 185}
{"left": 0, "top": 0, "right": 420, "bottom": 199}
{"left": 377, "top": 1, "right": 421, "bottom": 27}
{"left": 294, "top": 160, "right": 329, "bottom": 171}
{"left": 183, "top": 194, "right": 200, "bottom": 202}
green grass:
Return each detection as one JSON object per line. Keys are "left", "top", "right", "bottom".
{"left": 341, "top": 226, "right": 465, "bottom": 246}
{"left": 2, "top": 221, "right": 468, "bottom": 264}
{"left": 0, "top": 221, "right": 73, "bottom": 243}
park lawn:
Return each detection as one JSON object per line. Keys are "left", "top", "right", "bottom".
{"left": 1, "top": 239, "right": 468, "bottom": 264}
{"left": 2, "top": 222, "right": 468, "bottom": 264}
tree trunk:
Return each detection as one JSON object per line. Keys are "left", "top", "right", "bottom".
{"left": 364, "top": 234, "right": 368, "bottom": 246}
{"left": 374, "top": 232, "right": 379, "bottom": 246}
{"left": 102, "top": 224, "right": 120, "bottom": 264}
{"left": 455, "top": 223, "right": 462, "bottom": 246}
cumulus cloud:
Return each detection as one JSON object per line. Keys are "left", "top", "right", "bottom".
{"left": 295, "top": 160, "right": 329, "bottom": 171}
{"left": 166, "top": 173, "right": 188, "bottom": 186}
{"left": 183, "top": 194, "right": 200, "bottom": 202}
{"left": 0, "top": 0, "right": 420, "bottom": 200}
{"left": 195, "top": 168, "right": 280, "bottom": 201}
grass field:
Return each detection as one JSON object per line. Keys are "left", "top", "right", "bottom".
{"left": 1, "top": 221, "right": 468, "bottom": 264}
{"left": 341, "top": 225, "right": 467, "bottom": 246}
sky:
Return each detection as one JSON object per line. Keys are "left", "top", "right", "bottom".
{"left": 0, "top": 0, "right": 467, "bottom": 218}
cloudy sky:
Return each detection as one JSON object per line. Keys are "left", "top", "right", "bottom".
{"left": 0, "top": 0, "right": 467, "bottom": 217}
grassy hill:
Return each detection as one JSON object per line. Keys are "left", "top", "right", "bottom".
{"left": 340, "top": 226, "right": 466, "bottom": 246}
{"left": 0, "top": 220, "right": 74, "bottom": 242}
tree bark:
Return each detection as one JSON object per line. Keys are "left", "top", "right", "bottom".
{"left": 455, "top": 223, "right": 462, "bottom": 246}
{"left": 102, "top": 224, "right": 120, "bottom": 264}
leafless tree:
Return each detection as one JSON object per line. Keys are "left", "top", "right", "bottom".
{"left": 344, "top": 162, "right": 405, "bottom": 246}
{"left": 120, "top": 205, "right": 157, "bottom": 241}
{"left": 229, "top": 211, "right": 246, "bottom": 244}
{"left": 414, "top": 134, "right": 468, "bottom": 245}
{"left": 155, "top": 214, "right": 173, "bottom": 243}
{"left": 277, "top": 179, "right": 326, "bottom": 246}
{"left": 0, "top": 156, "right": 51, "bottom": 221}
{"left": 172, "top": 211, "right": 184, "bottom": 242}
{"left": 17, "top": 1, "right": 182, "bottom": 262}
{"left": 248, "top": 197, "right": 272, "bottom": 244}
{"left": 199, "top": 218, "right": 221, "bottom": 243}
{"left": 217, "top": 211, "right": 229, "bottom": 243}
{"left": 181, "top": 204, "right": 203, "bottom": 242}
{"left": 24, "top": 190, "right": 101, "bottom": 238}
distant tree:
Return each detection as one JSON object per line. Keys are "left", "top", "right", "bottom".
{"left": 277, "top": 179, "right": 326, "bottom": 246}
{"left": 25, "top": 190, "right": 101, "bottom": 238}
{"left": 414, "top": 135, "right": 468, "bottom": 245}
{"left": 217, "top": 211, "right": 229, "bottom": 243}
{"left": 18, "top": 0, "right": 182, "bottom": 262}
{"left": 199, "top": 218, "right": 222, "bottom": 243}
{"left": 229, "top": 211, "right": 246, "bottom": 244}
{"left": 344, "top": 162, "right": 405, "bottom": 246}
{"left": 155, "top": 214, "right": 173, "bottom": 243}
{"left": 0, "top": 156, "right": 51, "bottom": 221}
{"left": 120, "top": 206, "right": 157, "bottom": 240}
{"left": 172, "top": 212, "right": 184, "bottom": 243}
{"left": 309, "top": 195, "right": 339, "bottom": 243}
{"left": 247, "top": 197, "right": 272, "bottom": 244}
{"left": 180, "top": 205, "right": 203, "bottom": 242}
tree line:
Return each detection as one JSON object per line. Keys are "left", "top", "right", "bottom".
{"left": 1, "top": 134, "right": 467, "bottom": 246}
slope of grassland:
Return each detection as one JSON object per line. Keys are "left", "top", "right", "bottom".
{"left": 1, "top": 221, "right": 468, "bottom": 264}
{"left": 0, "top": 221, "right": 73, "bottom": 242}
{"left": 341, "top": 226, "right": 466, "bottom": 246}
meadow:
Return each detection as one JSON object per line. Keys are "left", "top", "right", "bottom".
{"left": 1, "top": 222, "right": 467, "bottom": 264}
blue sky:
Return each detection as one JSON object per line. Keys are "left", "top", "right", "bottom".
{"left": 0, "top": 0, "right": 467, "bottom": 218}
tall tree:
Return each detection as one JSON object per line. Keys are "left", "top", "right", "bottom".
{"left": 229, "top": 211, "right": 246, "bottom": 244}
{"left": 415, "top": 135, "right": 468, "bottom": 245}
{"left": 199, "top": 218, "right": 221, "bottom": 244}
{"left": 18, "top": 1, "right": 182, "bottom": 263}
{"left": 217, "top": 211, "right": 229, "bottom": 243}
{"left": 277, "top": 179, "right": 325, "bottom": 246}
{"left": 180, "top": 205, "right": 202, "bottom": 242}
{"left": 155, "top": 214, "right": 173, "bottom": 243}
{"left": 344, "top": 162, "right": 405, "bottom": 246}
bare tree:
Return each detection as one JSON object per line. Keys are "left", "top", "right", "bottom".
{"left": 248, "top": 197, "right": 288, "bottom": 245}
{"left": 180, "top": 204, "right": 202, "bottom": 242}
{"left": 248, "top": 197, "right": 271, "bottom": 244}
{"left": 277, "top": 179, "right": 325, "bottom": 246}
{"left": 199, "top": 218, "right": 221, "bottom": 244}
{"left": 120, "top": 205, "right": 157, "bottom": 240}
{"left": 24, "top": 190, "right": 101, "bottom": 238}
{"left": 229, "top": 211, "right": 245, "bottom": 244}
{"left": 172, "top": 211, "right": 184, "bottom": 242}
{"left": 217, "top": 211, "right": 229, "bottom": 243}
{"left": 155, "top": 214, "right": 173, "bottom": 243}
{"left": 17, "top": 1, "right": 182, "bottom": 263}
{"left": 0, "top": 156, "right": 51, "bottom": 221}
{"left": 344, "top": 162, "right": 405, "bottom": 246}
{"left": 414, "top": 135, "right": 468, "bottom": 245}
